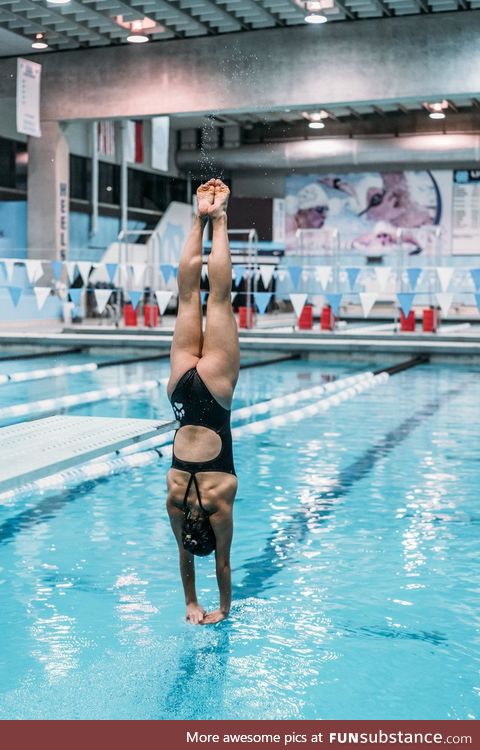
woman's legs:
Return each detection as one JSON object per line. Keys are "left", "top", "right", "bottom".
{"left": 197, "top": 180, "right": 240, "bottom": 408}
{"left": 167, "top": 181, "right": 217, "bottom": 397}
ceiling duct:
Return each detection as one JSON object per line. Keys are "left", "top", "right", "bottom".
{"left": 177, "top": 134, "right": 480, "bottom": 171}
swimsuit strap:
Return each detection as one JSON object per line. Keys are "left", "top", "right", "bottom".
{"left": 182, "top": 472, "right": 207, "bottom": 514}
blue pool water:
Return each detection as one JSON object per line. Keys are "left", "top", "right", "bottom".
{"left": 0, "top": 354, "right": 478, "bottom": 719}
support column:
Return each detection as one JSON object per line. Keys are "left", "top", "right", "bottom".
{"left": 27, "top": 120, "right": 69, "bottom": 260}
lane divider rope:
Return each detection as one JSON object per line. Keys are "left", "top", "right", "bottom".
{"left": 0, "top": 377, "right": 169, "bottom": 422}
{"left": 0, "top": 371, "right": 390, "bottom": 503}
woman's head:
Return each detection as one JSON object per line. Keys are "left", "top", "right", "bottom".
{"left": 182, "top": 509, "right": 216, "bottom": 557}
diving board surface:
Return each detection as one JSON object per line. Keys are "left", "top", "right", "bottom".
{"left": 0, "top": 415, "right": 177, "bottom": 493}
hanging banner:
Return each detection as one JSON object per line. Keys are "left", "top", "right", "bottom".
{"left": 65, "top": 262, "right": 77, "bottom": 284}
{"left": 325, "top": 293, "right": 342, "bottom": 316}
{"left": 76, "top": 262, "right": 92, "bottom": 286}
{"left": 25, "top": 260, "right": 44, "bottom": 285}
{"left": 159, "top": 264, "right": 173, "bottom": 285}
{"left": 346, "top": 268, "right": 361, "bottom": 290}
{"left": 34, "top": 286, "right": 51, "bottom": 310}
{"left": 151, "top": 116, "right": 170, "bottom": 172}
{"left": 68, "top": 288, "right": 83, "bottom": 305}
{"left": 436, "top": 267, "right": 455, "bottom": 292}
{"left": 128, "top": 290, "right": 143, "bottom": 310}
{"left": 359, "top": 292, "right": 377, "bottom": 318}
{"left": 125, "top": 120, "right": 144, "bottom": 164}
{"left": 105, "top": 263, "right": 118, "bottom": 284}
{"left": 7, "top": 286, "right": 22, "bottom": 307}
{"left": 233, "top": 265, "right": 246, "bottom": 285}
{"left": 407, "top": 268, "right": 422, "bottom": 290}
{"left": 289, "top": 293, "right": 308, "bottom": 318}
{"left": 315, "top": 266, "right": 332, "bottom": 290}
{"left": 470, "top": 269, "right": 480, "bottom": 291}
{"left": 3, "top": 259, "right": 15, "bottom": 283}
{"left": 436, "top": 292, "right": 453, "bottom": 317}
{"left": 397, "top": 293, "right": 415, "bottom": 317}
{"left": 51, "top": 260, "right": 63, "bottom": 281}
{"left": 253, "top": 292, "right": 272, "bottom": 315}
{"left": 16, "top": 58, "right": 42, "bottom": 138}
{"left": 94, "top": 289, "right": 112, "bottom": 314}
{"left": 374, "top": 267, "right": 392, "bottom": 292}
{"left": 97, "top": 120, "right": 116, "bottom": 158}
{"left": 259, "top": 265, "right": 275, "bottom": 289}
{"left": 273, "top": 199, "right": 286, "bottom": 244}
{"left": 155, "top": 290, "right": 173, "bottom": 315}
{"left": 288, "top": 266, "right": 302, "bottom": 289}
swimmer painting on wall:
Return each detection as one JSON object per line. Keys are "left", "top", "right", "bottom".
{"left": 166, "top": 179, "right": 239, "bottom": 626}
{"left": 285, "top": 170, "right": 443, "bottom": 257}
{"left": 351, "top": 221, "right": 422, "bottom": 261}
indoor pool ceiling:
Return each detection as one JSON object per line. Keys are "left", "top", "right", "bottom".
{"left": 0, "top": 0, "right": 477, "bottom": 57}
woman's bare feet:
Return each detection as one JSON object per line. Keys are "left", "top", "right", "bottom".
{"left": 196, "top": 179, "right": 216, "bottom": 219}
{"left": 210, "top": 179, "right": 230, "bottom": 221}
{"left": 196, "top": 178, "right": 229, "bottom": 221}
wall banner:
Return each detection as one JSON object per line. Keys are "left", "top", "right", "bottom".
{"left": 16, "top": 58, "right": 42, "bottom": 138}
{"left": 152, "top": 116, "right": 170, "bottom": 172}
{"left": 452, "top": 170, "right": 480, "bottom": 255}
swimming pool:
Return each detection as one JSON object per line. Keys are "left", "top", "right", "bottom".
{"left": 0, "top": 355, "right": 478, "bottom": 720}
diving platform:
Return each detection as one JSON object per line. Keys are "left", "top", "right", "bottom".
{"left": 0, "top": 415, "right": 177, "bottom": 494}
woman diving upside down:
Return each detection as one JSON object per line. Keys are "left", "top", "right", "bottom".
{"left": 166, "top": 179, "right": 239, "bottom": 626}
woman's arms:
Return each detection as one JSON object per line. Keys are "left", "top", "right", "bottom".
{"left": 206, "top": 503, "right": 233, "bottom": 624}
{"left": 167, "top": 498, "right": 206, "bottom": 624}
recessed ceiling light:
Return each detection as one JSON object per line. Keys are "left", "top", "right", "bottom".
{"left": 46, "top": 0, "right": 71, "bottom": 4}
{"left": 309, "top": 121, "right": 325, "bottom": 129}
{"left": 127, "top": 19, "right": 149, "bottom": 43}
{"left": 32, "top": 33, "right": 48, "bottom": 49}
{"left": 424, "top": 100, "right": 448, "bottom": 119}
{"left": 305, "top": 13, "right": 327, "bottom": 23}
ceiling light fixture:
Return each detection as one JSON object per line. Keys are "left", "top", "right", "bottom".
{"left": 46, "top": 0, "right": 71, "bottom": 5}
{"left": 303, "top": 110, "right": 329, "bottom": 128}
{"left": 32, "top": 32, "right": 48, "bottom": 50}
{"left": 424, "top": 100, "right": 448, "bottom": 120}
{"left": 127, "top": 20, "right": 149, "bottom": 43}
{"left": 303, "top": 0, "right": 331, "bottom": 23}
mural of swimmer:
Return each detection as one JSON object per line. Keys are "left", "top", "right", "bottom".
{"left": 352, "top": 221, "right": 422, "bottom": 259}
{"left": 285, "top": 170, "right": 449, "bottom": 256}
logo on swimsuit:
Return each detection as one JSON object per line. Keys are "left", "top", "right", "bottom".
{"left": 173, "top": 402, "right": 185, "bottom": 419}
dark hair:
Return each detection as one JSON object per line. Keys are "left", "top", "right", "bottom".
{"left": 182, "top": 509, "right": 216, "bottom": 557}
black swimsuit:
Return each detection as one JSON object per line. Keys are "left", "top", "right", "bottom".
{"left": 170, "top": 367, "right": 236, "bottom": 483}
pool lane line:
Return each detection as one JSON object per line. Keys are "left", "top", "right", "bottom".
{"left": 235, "top": 383, "right": 464, "bottom": 601}
{"left": 0, "top": 353, "right": 170, "bottom": 386}
{"left": 0, "top": 347, "right": 84, "bottom": 362}
{"left": 0, "top": 377, "right": 170, "bottom": 425}
{"left": 239, "top": 354, "right": 301, "bottom": 370}
{"left": 0, "top": 371, "right": 384, "bottom": 524}
{"left": 0, "top": 357, "right": 430, "bottom": 535}
{"left": 373, "top": 354, "right": 429, "bottom": 377}
{"left": 0, "top": 352, "right": 297, "bottom": 388}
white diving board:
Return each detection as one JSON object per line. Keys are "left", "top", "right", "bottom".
{"left": 0, "top": 415, "right": 177, "bottom": 493}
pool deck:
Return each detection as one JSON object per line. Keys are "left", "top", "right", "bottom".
{"left": 0, "top": 316, "right": 480, "bottom": 360}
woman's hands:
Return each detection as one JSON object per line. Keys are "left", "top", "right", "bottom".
{"left": 186, "top": 602, "right": 206, "bottom": 625}
{"left": 201, "top": 609, "right": 228, "bottom": 625}
{"left": 185, "top": 604, "right": 228, "bottom": 625}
